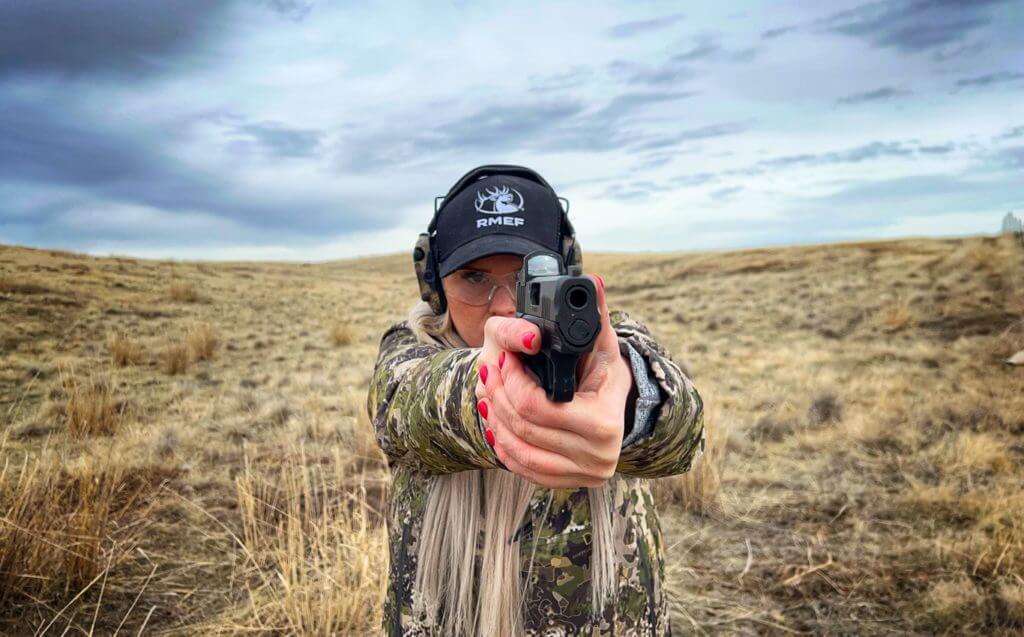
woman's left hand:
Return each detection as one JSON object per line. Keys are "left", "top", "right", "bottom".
{"left": 474, "top": 274, "right": 634, "bottom": 488}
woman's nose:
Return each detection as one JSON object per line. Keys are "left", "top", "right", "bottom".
{"left": 489, "top": 285, "right": 516, "bottom": 316}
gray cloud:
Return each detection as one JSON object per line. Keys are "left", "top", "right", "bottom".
{"left": 0, "top": 92, "right": 380, "bottom": 244}
{"left": 998, "top": 126, "right": 1024, "bottom": 140}
{"left": 688, "top": 172, "right": 1022, "bottom": 244}
{"left": 608, "top": 59, "right": 695, "bottom": 87}
{"left": 600, "top": 178, "right": 675, "bottom": 201}
{"left": 670, "top": 35, "right": 756, "bottom": 64}
{"left": 0, "top": 0, "right": 234, "bottom": 78}
{"left": 762, "top": 25, "right": 797, "bottom": 39}
{"left": 819, "top": 0, "right": 1004, "bottom": 53}
{"left": 747, "top": 140, "right": 956, "bottom": 173}
{"left": 528, "top": 67, "right": 592, "bottom": 94}
{"left": 670, "top": 173, "right": 719, "bottom": 187}
{"left": 619, "top": 138, "right": 962, "bottom": 196}
{"left": 794, "top": 174, "right": 1021, "bottom": 224}
{"left": 670, "top": 37, "right": 721, "bottom": 62}
{"left": 1, "top": 2, "right": 1017, "bottom": 258}
{"left": 414, "top": 100, "right": 586, "bottom": 152}
{"left": 264, "top": 0, "right": 315, "bottom": 21}
{"left": 836, "top": 86, "right": 912, "bottom": 105}
{"left": 608, "top": 35, "right": 754, "bottom": 87}
{"left": 710, "top": 185, "right": 743, "bottom": 200}
{"left": 604, "top": 13, "right": 685, "bottom": 38}
{"left": 954, "top": 71, "right": 1024, "bottom": 90}
{"left": 345, "top": 90, "right": 702, "bottom": 172}
{"left": 630, "top": 122, "right": 748, "bottom": 152}
{"left": 931, "top": 39, "right": 987, "bottom": 61}
{"left": 231, "top": 120, "right": 324, "bottom": 159}
{"left": 991, "top": 146, "right": 1024, "bottom": 170}
{"left": 763, "top": 1, "right": 1006, "bottom": 54}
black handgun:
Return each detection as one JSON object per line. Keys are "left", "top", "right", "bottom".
{"left": 515, "top": 250, "right": 600, "bottom": 402}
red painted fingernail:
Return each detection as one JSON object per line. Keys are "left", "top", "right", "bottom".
{"left": 480, "top": 365, "right": 488, "bottom": 384}
{"left": 477, "top": 400, "right": 488, "bottom": 419}
{"left": 485, "top": 429, "right": 495, "bottom": 446}
{"left": 498, "top": 351, "right": 506, "bottom": 369}
{"left": 596, "top": 274, "right": 605, "bottom": 290}
{"left": 522, "top": 333, "right": 535, "bottom": 349}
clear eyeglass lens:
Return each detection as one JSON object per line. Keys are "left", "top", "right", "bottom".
{"left": 444, "top": 270, "right": 518, "bottom": 306}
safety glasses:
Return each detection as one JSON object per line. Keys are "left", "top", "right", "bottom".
{"left": 442, "top": 269, "right": 519, "bottom": 307}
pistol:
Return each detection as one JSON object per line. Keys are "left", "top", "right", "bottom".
{"left": 515, "top": 250, "right": 601, "bottom": 402}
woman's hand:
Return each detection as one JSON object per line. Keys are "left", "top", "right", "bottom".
{"left": 474, "top": 274, "right": 633, "bottom": 488}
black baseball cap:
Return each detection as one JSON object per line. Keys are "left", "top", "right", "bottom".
{"left": 435, "top": 171, "right": 564, "bottom": 278}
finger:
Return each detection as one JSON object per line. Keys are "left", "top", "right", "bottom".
{"left": 482, "top": 355, "right": 589, "bottom": 473}
{"left": 496, "top": 347, "right": 617, "bottom": 446}
{"left": 493, "top": 349, "right": 592, "bottom": 445}
{"left": 575, "top": 274, "right": 619, "bottom": 395}
{"left": 484, "top": 315, "right": 541, "bottom": 355}
{"left": 576, "top": 349, "right": 612, "bottom": 395}
{"left": 493, "top": 442, "right": 605, "bottom": 489}
{"left": 589, "top": 274, "right": 618, "bottom": 354}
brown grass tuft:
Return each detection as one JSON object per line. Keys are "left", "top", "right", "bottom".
{"left": 107, "top": 331, "right": 144, "bottom": 367}
{"left": 0, "top": 456, "right": 162, "bottom": 605}
{"left": 61, "top": 367, "right": 123, "bottom": 437}
{"left": 998, "top": 579, "right": 1024, "bottom": 626}
{"left": 160, "top": 340, "right": 189, "bottom": 375}
{"left": 0, "top": 276, "right": 54, "bottom": 295}
{"left": 881, "top": 296, "right": 916, "bottom": 331}
{"left": 951, "top": 432, "right": 1012, "bottom": 476}
{"left": 212, "top": 447, "right": 387, "bottom": 634}
{"left": 169, "top": 280, "right": 199, "bottom": 303}
{"left": 922, "top": 576, "right": 984, "bottom": 630}
{"left": 329, "top": 322, "right": 355, "bottom": 346}
{"left": 187, "top": 322, "right": 218, "bottom": 361}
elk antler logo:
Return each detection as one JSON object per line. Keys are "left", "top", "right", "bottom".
{"left": 475, "top": 185, "right": 525, "bottom": 214}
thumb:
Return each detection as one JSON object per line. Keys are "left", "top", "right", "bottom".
{"left": 576, "top": 274, "right": 617, "bottom": 394}
{"left": 590, "top": 274, "right": 617, "bottom": 354}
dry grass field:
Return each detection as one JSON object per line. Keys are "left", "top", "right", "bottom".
{"left": 1, "top": 233, "right": 1022, "bottom": 635}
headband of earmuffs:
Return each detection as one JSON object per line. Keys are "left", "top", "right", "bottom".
{"left": 413, "top": 164, "right": 579, "bottom": 315}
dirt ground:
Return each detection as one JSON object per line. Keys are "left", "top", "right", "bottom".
{"left": 1, "top": 233, "right": 1022, "bottom": 635}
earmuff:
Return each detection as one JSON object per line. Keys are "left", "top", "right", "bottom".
{"left": 413, "top": 165, "right": 581, "bottom": 315}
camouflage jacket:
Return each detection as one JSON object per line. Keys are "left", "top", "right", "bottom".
{"left": 366, "top": 310, "right": 705, "bottom": 636}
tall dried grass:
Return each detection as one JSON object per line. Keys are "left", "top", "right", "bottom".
{"left": 0, "top": 455, "right": 160, "bottom": 606}
{"left": 187, "top": 322, "right": 218, "bottom": 361}
{"left": 60, "top": 367, "right": 124, "bottom": 437}
{"left": 107, "top": 331, "right": 144, "bottom": 367}
{"left": 329, "top": 322, "right": 355, "bottom": 347}
{"left": 211, "top": 446, "right": 387, "bottom": 634}
{"left": 160, "top": 340, "right": 189, "bottom": 375}
{"left": 169, "top": 280, "right": 199, "bottom": 303}
{"left": 880, "top": 295, "right": 915, "bottom": 331}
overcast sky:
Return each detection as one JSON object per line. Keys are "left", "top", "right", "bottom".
{"left": 1, "top": 0, "right": 1022, "bottom": 261}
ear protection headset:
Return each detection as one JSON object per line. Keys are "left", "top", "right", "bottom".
{"left": 413, "top": 164, "right": 582, "bottom": 315}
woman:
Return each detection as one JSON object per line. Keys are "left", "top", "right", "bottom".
{"left": 366, "top": 165, "right": 705, "bottom": 636}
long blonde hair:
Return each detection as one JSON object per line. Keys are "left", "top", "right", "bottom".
{"left": 405, "top": 300, "right": 619, "bottom": 636}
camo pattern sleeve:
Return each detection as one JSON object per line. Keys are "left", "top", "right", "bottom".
{"left": 366, "top": 320, "right": 502, "bottom": 474}
{"left": 610, "top": 309, "right": 706, "bottom": 478}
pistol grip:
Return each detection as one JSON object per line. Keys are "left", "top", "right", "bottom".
{"left": 523, "top": 350, "right": 580, "bottom": 402}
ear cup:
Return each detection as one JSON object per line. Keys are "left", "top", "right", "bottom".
{"left": 413, "top": 232, "right": 446, "bottom": 314}
{"left": 561, "top": 234, "right": 582, "bottom": 269}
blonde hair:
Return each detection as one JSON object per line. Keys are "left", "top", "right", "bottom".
{"left": 405, "top": 300, "right": 619, "bottom": 636}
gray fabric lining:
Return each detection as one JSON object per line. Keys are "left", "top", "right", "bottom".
{"left": 619, "top": 339, "right": 662, "bottom": 449}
